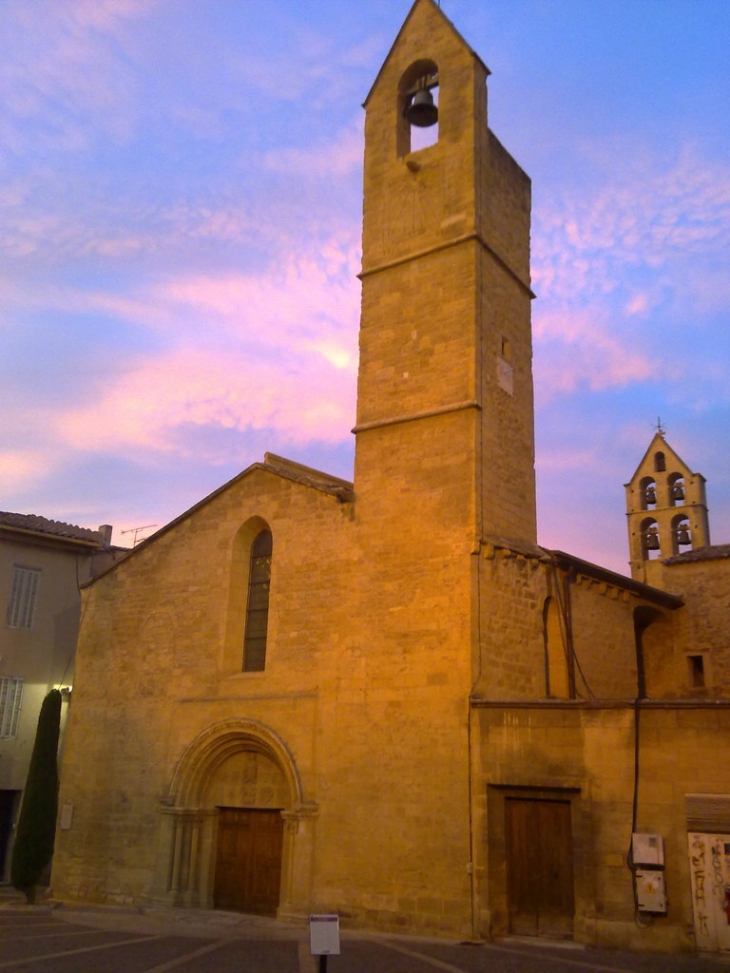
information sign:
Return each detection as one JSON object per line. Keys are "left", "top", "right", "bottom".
{"left": 309, "top": 914, "right": 340, "bottom": 956}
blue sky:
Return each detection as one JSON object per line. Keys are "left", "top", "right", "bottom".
{"left": 1, "top": 0, "right": 728, "bottom": 574}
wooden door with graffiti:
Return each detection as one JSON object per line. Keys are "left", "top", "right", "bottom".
{"left": 688, "top": 832, "right": 730, "bottom": 952}
{"left": 214, "top": 807, "right": 284, "bottom": 915}
{"left": 506, "top": 797, "right": 575, "bottom": 938}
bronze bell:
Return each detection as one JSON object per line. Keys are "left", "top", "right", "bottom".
{"left": 407, "top": 88, "right": 438, "bottom": 128}
{"left": 671, "top": 482, "right": 685, "bottom": 501}
{"left": 676, "top": 525, "right": 691, "bottom": 546}
{"left": 644, "top": 487, "right": 657, "bottom": 506}
{"left": 645, "top": 528, "right": 660, "bottom": 551}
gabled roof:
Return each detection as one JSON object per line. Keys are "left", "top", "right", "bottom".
{"left": 263, "top": 453, "right": 353, "bottom": 500}
{"left": 148, "top": 453, "right": 352, "bottom": 545}
{"left": 665, "top": 544, "right": 730, "bottom": 565}
{"left": 624, "top": 432, "right": 704, "bottom": 487}
{"left": 363, "top": 0, "right": 489, "bottom": 108}
{"left": 548, "top": 548, "right": 683, "bottom": 609}
{"left": 81, "top": 453, "right": 354, "bottom": 586}
{"left": 0, "top": 511, "right": 109, "bottom": 548}
{"left": 484, "top": 532, "right": 684, "bottom": 609}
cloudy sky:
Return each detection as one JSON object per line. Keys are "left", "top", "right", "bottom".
{"left": 2, "top": 0, "right": 729, "bottom": 574}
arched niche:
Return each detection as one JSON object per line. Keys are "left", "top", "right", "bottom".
{"left": 634, "top": 606, "right": 674, "bottom": 698}
{"left": 543, "top": 596, "right": 570, "bottom": 698}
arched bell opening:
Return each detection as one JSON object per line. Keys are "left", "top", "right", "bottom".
{"left": 640, "top": 517, "right": 662, "bottom": 560}
{"left": 671, "top": 514, "right": 692, "bottom": 555}
{"left": 639, "top": 475, "right": 657, "bottom": 510}
{"left": 149, "top": 719, "right": 317, "bottom": 919}
{"left": 397, "top": 58, "right": 439, "bottom": 156}
{"left": 668, "top": 472, "right": 685, "bottom": 506}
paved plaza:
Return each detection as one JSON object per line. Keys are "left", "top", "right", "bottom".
{"left": 0, "top": 891, "right": 728, "bottom": 973}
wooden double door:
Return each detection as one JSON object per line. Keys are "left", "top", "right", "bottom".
{"left": 506, "top": 797, "right": 575, "bottom": 938}
{"left": 214, "top": 808, "right": 284, "bottom": 916}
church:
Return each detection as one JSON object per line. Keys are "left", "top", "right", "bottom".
{"left": 52, "top": 0, "right": 730, "bottom": 955}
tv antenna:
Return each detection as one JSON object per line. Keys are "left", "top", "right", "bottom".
{"left": 121, "top": 524, "right": 157, "bottom": 546}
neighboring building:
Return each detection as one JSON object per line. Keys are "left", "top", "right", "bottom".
{"left": 51, "top": 0, "right": 730, "bottom": 957}
{"left": 0, "top": 513, "right": 122, "bottom": 881}
{"left": 625, "top": 431, "right": 711, "bottom": 588}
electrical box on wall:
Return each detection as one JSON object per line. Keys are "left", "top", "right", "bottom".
{"left": 635, "top": 868, "right": 668, "bottom": 914}
{"left": 632, "top": 832, "right": 665, "bottom": 866}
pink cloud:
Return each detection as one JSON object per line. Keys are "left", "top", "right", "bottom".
{"left": 263, "top": 122, "right": 364, "bottom": 178}
{"left": 0, "top": 450, "right": 51, "bottom": 488}
{"left": 51, "top": 239, "right": 362, "bottom": 460}
{"left": 0, "top": 0, "right": 156, "bottom": 154}
{"left": 55, "top": 343, "right": 356, "bottom": 459}
{"left": 158, "top": 236, "right": 361, "bottom": 349}
{"left": 66, "top": 0, "right": 155, "bottom": 31}
{"left": 533, "top": 143, "right": 730, "bottom": 309}
{"left": 534, "top": 308, "right": 656, "bottom": 402}
{"left": 625, "top": 293, "right": 650, "bottom": 316}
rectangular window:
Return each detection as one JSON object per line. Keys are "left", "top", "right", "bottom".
{"left": 688, "top": 654, "right": 706, "bottom": 688}
{"left": 5, "top": 566, "right": 41, "bottom": 629}
{"left": 0, "top": 677, "right": 23, "bottom": 738}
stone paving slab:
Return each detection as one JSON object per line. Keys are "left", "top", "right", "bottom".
{"left": 1, "top": 893, "right": 729, "bottom": 973}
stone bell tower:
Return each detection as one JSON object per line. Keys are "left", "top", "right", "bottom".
{"left": 625, "top": 431, "right": 710, "bottom": 586}
{"left": 353, "top": 0, "right": 536, "bottom": 546}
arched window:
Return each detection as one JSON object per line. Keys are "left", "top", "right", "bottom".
{"left": 243, "top": 529, "right": 272, "bottom": 672}
{"left": 654, "top": 451, "right": 666, "bottom": 473}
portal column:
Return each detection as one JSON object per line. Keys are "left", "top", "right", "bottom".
{"left": 277, "top": 802, "right": 319, "bottom": 922}
{"left": 147, "top": 805, "right": 218, "bottom": 908}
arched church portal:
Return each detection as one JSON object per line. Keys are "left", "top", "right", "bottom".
{"left": 147, "top": 719, "right": 317, "bottom": 919}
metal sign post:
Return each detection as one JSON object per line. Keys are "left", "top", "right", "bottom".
{"left": 309, "top": 914, "right": 340, "bottom": 972}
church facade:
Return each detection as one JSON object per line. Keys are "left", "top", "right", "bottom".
{"left": 52, "top": 0, "right": 730, "bottom": 955}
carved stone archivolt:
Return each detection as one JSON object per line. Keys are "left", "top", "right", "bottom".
{"left": 148, "top": 718, "right": 317, "bottom": 914}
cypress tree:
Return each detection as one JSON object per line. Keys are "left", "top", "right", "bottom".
{"left": 11, "top": 689, "right": 62, "bottom": 903}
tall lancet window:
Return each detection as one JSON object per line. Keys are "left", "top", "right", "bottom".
{"left": 243, "top": 529, "right": 272, "bottom": 672}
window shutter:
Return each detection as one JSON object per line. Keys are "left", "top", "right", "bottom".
{"left": 6, "top": 566, "right": 41, "bottom": 629}
{"left": 0, "top": 677, "right": 24, "bottom": 738}
{"left": 685, "top": 794, "right": 730, "bottom": 833}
